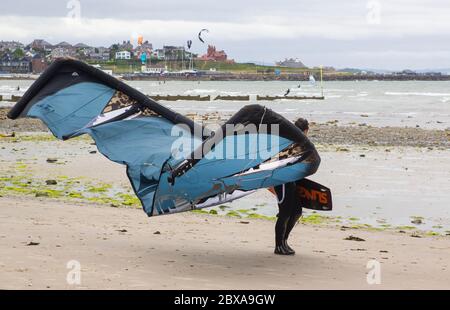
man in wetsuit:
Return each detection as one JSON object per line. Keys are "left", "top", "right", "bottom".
{"left": 273, "top": 118, "right": 309, "bottom": 255}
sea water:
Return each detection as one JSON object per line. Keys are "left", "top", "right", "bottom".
{"left": 1, "top": 79, "right": 450, "bottom": 129}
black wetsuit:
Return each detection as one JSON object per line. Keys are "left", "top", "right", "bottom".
{"left": 274, "top": 182, "right": 302, "bottom": 255}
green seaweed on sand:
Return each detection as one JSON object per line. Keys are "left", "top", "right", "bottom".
{"left": 34, "top": 189, "right": 64, "bottom": 198}
{"left": 236, "top": 209, "right": 251, "bottom": 214}
{"left": 350, "top": 223, "right": 376, "bottom": 230}
{"left": 300, "top": 213, "right": 330, "bottom": 225}
{"left": 226, "top": 210, "right": 242, "bottom": 218}
{"left": 192, "top": 209, "right": 209, "bottom": 214}
{"left": 247, "top": 213, "right": 276, "bottom": 221}
{"left": 7, "top": 133, "right": 92, "bottom": 143}
{"left": 3, "top": 186, "right": 32, "bottom": 194}
{"left": 67, "top": 192, "right": 84, "bottom": 199}
{"left": 87, "top": 183, "right": 112, "bottom": 193}
{"left": 425, "top": 231, "right": 440, "bottom": 236}
{"left": 115, "top": 193, "right": 140, "bottom": 206}
{"left": 0, "top": 173, "right": 142, "bottom": 208}
{"left": 396, "top": 225, "right": 416, "bottom": 230}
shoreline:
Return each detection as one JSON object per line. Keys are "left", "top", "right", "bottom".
{"left": 2, "top": 74, "right": 450, "bottom": 82}
{"left": 1, "top": 108, "right": 449, "bottom": 149}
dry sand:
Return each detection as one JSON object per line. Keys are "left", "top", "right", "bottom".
{"left": 1, "top": 196, "right": 449, "bottom": 290}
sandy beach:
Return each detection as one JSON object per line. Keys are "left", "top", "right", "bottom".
{"left": 1, "top": 109, "right": 449, "bottom": 289}
{"left": 1, "top": 196, "right": 450, "bottom": 290}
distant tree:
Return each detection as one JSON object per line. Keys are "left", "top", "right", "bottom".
{"left": 109, "top": 44, "right": 119, "bottom": 60}
{"left": 13, "top": 48, "right": 25, "bottom": 58}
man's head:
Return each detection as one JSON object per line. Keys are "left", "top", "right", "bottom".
{"left": 294, "top": 118, "right": 309, "bottom": 134}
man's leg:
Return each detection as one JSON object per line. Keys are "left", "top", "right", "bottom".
{"left": 274, "top": 184, "right": 295, "bottom": 255}
{"left": 284, "top": 210, "right": 302, "bottom": 252}
{"left": 281, "top": 182, "right": 302, "bottom": 253}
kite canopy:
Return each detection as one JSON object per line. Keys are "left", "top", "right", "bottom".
{"left": 8, "top": 59, "right": 320, "bottom": 217}
{"left": 198, "top": 29, "right": 209, "bottom": 43}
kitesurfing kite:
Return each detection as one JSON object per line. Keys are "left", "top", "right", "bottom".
{"left": 198, "top": 29, "right": 209, "bottom": 44}
{"left": 7, "top": 59, "right": 330, "bottom": 217}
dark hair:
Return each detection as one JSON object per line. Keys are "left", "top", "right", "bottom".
{"left": 294, "top": 118, "right": 309, "bottom": 132}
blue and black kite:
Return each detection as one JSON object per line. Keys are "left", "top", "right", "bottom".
{"left": 8, "top": 59, "right": 326, "bottom": 217}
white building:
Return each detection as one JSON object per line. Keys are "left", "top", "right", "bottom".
{"left": 141, "top": 66, "right": 164, "bottom": 74}
{"left": 115, "top": 51, "right": 131, "bottom": 60}
{"left": 50, "top": 47, "right": 76, "bottom": 59}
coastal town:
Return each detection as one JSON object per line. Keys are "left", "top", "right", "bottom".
{"left": 0, "top": 38, "right": 449, "bottom": 81}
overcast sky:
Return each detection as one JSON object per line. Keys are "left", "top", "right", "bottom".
{"left": 1, "top": 0, "right": 450, "bottom": 70}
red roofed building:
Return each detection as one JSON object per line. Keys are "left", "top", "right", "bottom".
{"left": 198, "top": 45, "right": 233, "bottom": 62}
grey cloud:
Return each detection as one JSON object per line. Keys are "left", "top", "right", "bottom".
{"left": 1, "top": 0, "right": 450, "bottom": 69}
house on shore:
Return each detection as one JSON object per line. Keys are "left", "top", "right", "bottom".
{"left": 198, "top": 45, "right": 233, "bottom": 62}
{"left": 0, "top": 54, "right": 32, "bottom": 73}
{"left": 0, "top": 41, "right": 24, "bottom": 53}
{"left": 31, "top": 54, "right": 48, "bottom": 73}
{"left": 28, "top": 39, "right": 53, "bottom": 52}
{"left": 116, "top": 51, "right": 131, "bottom": 60}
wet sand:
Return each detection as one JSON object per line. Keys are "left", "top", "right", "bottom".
{"left": 1, "top": 196, "right": 449, "bottom": 290}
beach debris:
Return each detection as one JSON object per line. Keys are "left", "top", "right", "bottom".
{"left": 359, "top": 154, "right": 366, "bottom": 157}
{"left": 360, "top": 114, "right": 369, "bottom": 118}
{"left": 45, "top": 179, "right": 57, "bottom": 185}
{"left": 89, "top": 150, "right": 97, "bottom": 154}
{"left": 46, "top": 157, "right": 58, "bottom": 163}
{"left": 153, "top": 231, "right": 161, "bottom": 235}
{"left": 116, "top": 229, "right": 127, "bottom": 233}
{"left": 380, "top": 250, "right": 389, "bottom": 253}
{"left": 336, "top": 147, "right": 350, "bottom": 152}
{"left": 350, "top": 248, "right": 366, "bottom": 251}
{"left": 0, "top": 132, "right": 15, "bottom": 138}
{"left": 26, "top": 241, "right": 40, "bottom": 246}
{"left": 344, "top": 235, "right": 365, "bottom": 242}
{"left": 411, "top": 216, "right": 424, "bottom": 225}
{"left": 239, "top": 221, "right": 250, "bottom": 224}
{"left": 410, "top": 233, "right": 422, "bottom": 238}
